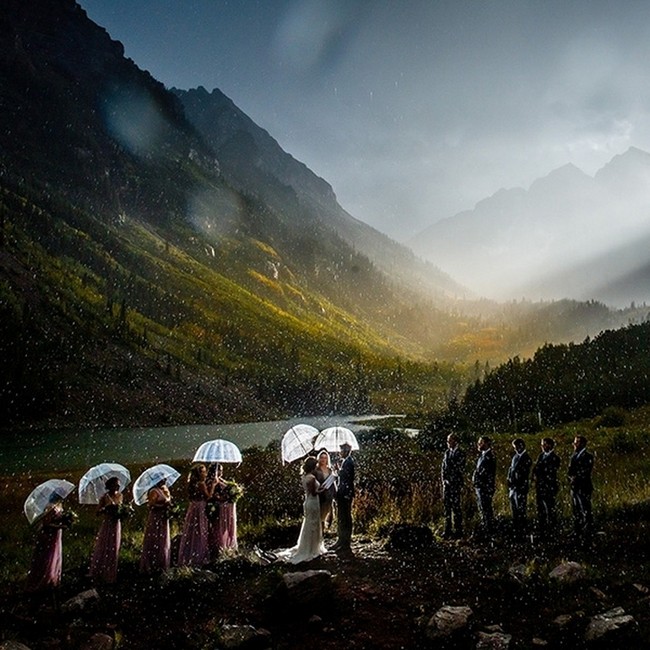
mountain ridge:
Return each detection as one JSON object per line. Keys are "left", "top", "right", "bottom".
{"left": 410, "top": 146, "right": 650, "bottom": 305}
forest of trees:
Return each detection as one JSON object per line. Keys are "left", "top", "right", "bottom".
{"left": 428, "top": 321, "right": 650, "bottom": 434}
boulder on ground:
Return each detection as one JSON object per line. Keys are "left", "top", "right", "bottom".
{"left": 426, "top": 605, "right": 473, "bottom": 641}
{"left": 549, "top": 561, "right": 587, "bottom": 583}
{"left": 61, "top": 589, "right": 100, "bottom": 614}
{"left": 219, "top": 624, "right": 272, "bottom": 649}
{"left": 584, "top": 607, "right": 636, "bottom": 643}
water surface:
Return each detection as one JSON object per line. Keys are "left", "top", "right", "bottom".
{"left": 0, "top": 415, "right": 395, "bottom": 474}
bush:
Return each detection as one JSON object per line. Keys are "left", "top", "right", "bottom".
{"left": 597, "top": 406, "right": 627, "bottom": 428}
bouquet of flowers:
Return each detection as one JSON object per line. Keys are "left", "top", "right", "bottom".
{"left": 60, "top": 510, "right": 78, "bottom": 529}
{"left": 222, "top": 480, "right": 244, "bottom": 504}
{"left": 165, "top": 502, "right": 183, "bottom": 520}
{"left": 104, "top": 503, "right": 134, "bottom": 521}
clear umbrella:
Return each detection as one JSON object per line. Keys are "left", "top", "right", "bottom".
{"left": 192, "top": 439, "right": 242, "bottom": 463}
{"left": 313, "top": 426, "right": 360, "bottom": 452}
{"left": 281, "top": 424, "right": 318, "bottom": 463}
{"left": 24, "top": 479, "right": 75, "bottom": 524}
{"left": 78, "top": 463, "right": 131, "bottom": 505}
{"left": 132, "top": 464, "right": 181, "bottom": 506}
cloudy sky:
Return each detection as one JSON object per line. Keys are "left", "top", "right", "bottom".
{"left": 79, "top": 0, "right": 650, "bottom": 241}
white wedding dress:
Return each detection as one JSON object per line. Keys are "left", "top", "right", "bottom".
{"left": 277, "top": 474, "right": 327, "bottom": 564}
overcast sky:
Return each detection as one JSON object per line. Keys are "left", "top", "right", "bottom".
{"left": 78, "top": 0, "right": 650, "bottom": 241}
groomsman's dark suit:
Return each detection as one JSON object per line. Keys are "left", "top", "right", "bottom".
{"left": 568, "top": 436, "right": 594, "bottom": 544}
{"left": 334, "top": 443, "right": 355, "bottom": 552}
{"left": 441, "top": 434, "right": 466, "bottom": 538}
{"left": 507, "top": 439, "right": 532, "bottom": 537}
{"left": 472, "top": 437, "right": 496, "bottom": 535}
{"left": 532, "top": 438, "right": 561, "bottom": 536}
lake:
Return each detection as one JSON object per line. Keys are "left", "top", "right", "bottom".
{"left": 0, "top": 415, "right": 400, "bottom": 474}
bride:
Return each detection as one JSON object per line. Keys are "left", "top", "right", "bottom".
{"left": 277, "top": 456, "right": 327, "bottom": 563}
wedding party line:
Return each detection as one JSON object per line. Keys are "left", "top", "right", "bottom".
{"left": 22, "top": 423, "right": 595, "bottom": 594}
{"left": 23, "top": 424, "right": 358, "bottom": 593}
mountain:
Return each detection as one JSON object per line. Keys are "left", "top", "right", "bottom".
{"left": 0, "top": 0, "right": 474, "bottom": 427}
{"left": 410, "top": 149, "right": 650, "bottom": 306}
{"left": 171, "top": 86, "right": 464, "bottom": 302}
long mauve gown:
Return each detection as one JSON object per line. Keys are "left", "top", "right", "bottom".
{"left": 26, "top": 504, "right": 64, "bottom": 592}
{"left": 216, "top": 501, "right": 238, "bottom": 551}
{"left": 140, "top": 486, "right": 171, "bottom": 573}
{"left": 208, "top": 483, "right": 238, "bottom": 557}
{"left": 89, "top": 493, "right": 122, "bottom": 584}
{"left": 178, "top": 484, "right": 210, "bottom": 567}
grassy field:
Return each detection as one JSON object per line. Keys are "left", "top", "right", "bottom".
{"left": 2, "top": 406, "right": 650, "bottom": 587}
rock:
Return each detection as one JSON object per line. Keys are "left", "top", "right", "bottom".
{"left": 219, "top": 624, "right": 271, "bottom": 649}
{"left": 476, "top": 630, "right": 512, "bottom": 649}
{"left": 508, "top": 564, "right": 528, "bottom": 583}
{"left": 633, "top": 583, "right": 649, "bottom": 594}
{"left": 0, "top": 642, "right": 33, "bottom": 650}
{"left": 549, "top": 561, "right": 587, "bottom": 583}
{"left": 282, "top": 569, "right": 333, "bottom": 591}
{"left": 61, "top": 589, "right": 100, "bottom": 614}
{"left": 79, "top": 633, "right": 114, "bottom": 650}
{"left": 426, "top": 605, "right": 474, "bottom": 640}
{"left": 532, "top": 639, "right": 548, "bottom": 646}
{"left": 270, "top": 570, "right": 335, "bottom": 619}
{"left": 584, "top": 607, "right": 636, "bottom": 643}
{"left": 385, "top": 524, "right": 435, "bottom": 551}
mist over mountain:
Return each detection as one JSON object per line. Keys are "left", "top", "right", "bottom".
{"left": 410, "top": 147, "right": 650, "bottom": 306}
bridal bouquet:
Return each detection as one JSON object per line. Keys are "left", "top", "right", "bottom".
{"left": 105, "top": 503, "right": 134, "bottom": 521}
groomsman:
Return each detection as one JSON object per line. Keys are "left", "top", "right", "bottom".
{"left": 472, "top": 436, "right": 496, "bottom": 537}
{"left": 507, "top": 438, "right": 532, "bottom": 539}
{"left": 333, "top": 442, "right": 355, "bottom": 553}
{"left": 441, "top": 433, "right": 466, "bottom": 539}
{"left": 531, "top": 437, "right": 561, "bottom": 538}
{"left": 568, "top": 435, "right": 594, "bottom": 545}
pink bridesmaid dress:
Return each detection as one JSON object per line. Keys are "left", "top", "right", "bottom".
{"left": 89, "top": 493, "right": 122, "bottom": 584}
{"left": 26, "top": 504, "right": 64, "bottom": 592}
{"left": 140, "top": 486, "right": 171, "bottom": 573}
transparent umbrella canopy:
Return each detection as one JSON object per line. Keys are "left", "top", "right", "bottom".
{"left": 192, "top": 439, "right": 242, "bottom": 464}
{"left": 132, "top": 464, "right": 181, "bottom": 506}
{"left": 313, "top": 426, "right": 360, "bottom": 453}
{"left": 24, "top": 479, "right": 75, "bottom": 524}
{"left": 281, "top": 424, "right": 319, "bottom": 463}
{"left": 78, "top": 463, "right": 131, "bottom": 505}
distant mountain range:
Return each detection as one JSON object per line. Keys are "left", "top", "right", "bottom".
{"left": 410, "top": 147, "right": 650, "bottom": 306}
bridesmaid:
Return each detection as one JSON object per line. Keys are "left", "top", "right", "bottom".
{"left": 140, "top": 477, "right": 172, "bottom": 573}
{"left": 178, "top": 464, "right": 213, "bottom": 567}
{"left": 26, "top": 495, "right": 66, "bottom": 593}
{"left": 89, "top": 476, "right": 123, "bottom": 584}
{"left": 212, "top": 465, "right": 238, "bottom": 553}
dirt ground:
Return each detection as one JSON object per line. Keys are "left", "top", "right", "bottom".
{"left": 3, "top": 518, "right": 650, "bottom": 649}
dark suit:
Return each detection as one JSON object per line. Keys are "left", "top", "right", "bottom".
{"left": 472, "top": 449, "right": 496, "bottom": 534}
{"left": 532, "top": 451, "right": 561, "bottom": 535}
{"left": 335, "top": 455, "right": 355, "bottom": 549}
{"left": 441, "top": 446, "right": 466, "bottom": 537}
{"left": 568, "top": 448, "right": 594, "bottom": 541}
{"left": 507, "top": 450, "right": 532, "bottom": 535}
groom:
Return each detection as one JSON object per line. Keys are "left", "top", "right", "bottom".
{"left": 333, "top": 442, "right": 355, "bottom": 553}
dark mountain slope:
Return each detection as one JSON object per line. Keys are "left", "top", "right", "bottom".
{"left": 0, "top": 0, "right": 467, "bottom": 426}
{"left": 173, "top": 86, "right": 465, "bottom": 301}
